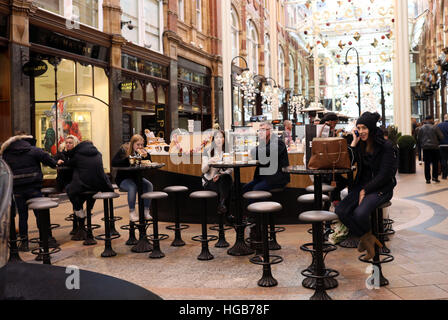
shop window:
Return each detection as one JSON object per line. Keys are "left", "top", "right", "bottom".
{"left": 178, "top": 86, "right": 183, "bottom": 104}
{"left": 157, "top": 86, "right": 166, "bottom": 104}
{"left": 57, "top": 59, "right": 76, "bottom": 98}
{"left": 0, "top": 14, "right": 7, "bottom": 38}
{"left": 35, "top": 96, "right": 110, "bottom": 177}
{"left": 192, "top": 89, "right": 200, "bottom": 106}
{"left": 146, "top": 83, "right": 156, "bottom": 103}
{"left": 94, "top": 67, "right": 109, "bottom": 104}
{"left": 76, "top": 62, "right": 93, "bottom": 95}
{"left": 35, "top": 60, "right": 55, "bottom": 101}
{"left": 133, "top": 80, "right": 144, "bottom": 101}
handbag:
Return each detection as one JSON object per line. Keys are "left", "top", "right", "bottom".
{"left": 308, "top": 137, "right": 351, "bottom": 184}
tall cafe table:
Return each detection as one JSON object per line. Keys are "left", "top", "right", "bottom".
{"left": 113, "top": 163, "right": 165, "bottom": 253}
{"left": 209, "top": 161, "right": 259, "bottom": 256}
{"left": 283, "top": 165, "right": 354, "bottom": 290}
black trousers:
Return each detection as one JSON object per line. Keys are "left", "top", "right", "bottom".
{"left": 335, "top": 185, "right": 393, "bottom": 237}
{"left": 440, "top": 146, "right": 448, "bottom": 178}
{"left": 423, "top": 149, "right": 440, "bottom": 181}
{"left": 13, "top": 187, "right": 42, "bottom": 237}
{"left": 204, "top": 174, "right": 232, "bottom": 208}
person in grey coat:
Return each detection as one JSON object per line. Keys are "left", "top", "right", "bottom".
{"left": 418, "top": 115, "right": 444, "bottom": 183}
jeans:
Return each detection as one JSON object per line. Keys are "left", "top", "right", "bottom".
{"left": 119, "top": 178, "right": 153, "bottom": 210}
{"left": 204, "top": 174, "right": 232, "bottom": 208}
{"left": 242, "top": 177, "right": 287, "bottom": 204}
{"left": 440, "top": 146, "right": 448, "bottom": 178}
{"left": 335, "top": 185, "right": 393, "bottom": 237}
{"left": 13, "top": 187, "right": 42, "bottom": 237}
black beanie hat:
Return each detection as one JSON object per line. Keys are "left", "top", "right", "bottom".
{"left": 356, "top": 112, "right": 381, "bottom": 134}
{"left": 322, "top": 112, "right": 338, "bottom": 122}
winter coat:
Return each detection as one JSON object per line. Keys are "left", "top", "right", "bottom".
{"left": 64, "top": 141, "right": 113, "bottom": 194}
{"left": 349, "top": 130, "right": 398, "bottom": 195}
{"left": 0, "top": 135, "right": 57, "bottom": 192}
{"left": 250, "top": 136, "right": 290, "bottom": 186}
{"left": 111, "top": 146, "right": 151, "bottom": 186}
{"left": 55, "top": 150, "right": 74, "bottom": 191}
{"left": 418, "top": 123, "right": 444, "bottom": 150}
{"left": 437, "top": 121, "right": 448, "bottom": 146}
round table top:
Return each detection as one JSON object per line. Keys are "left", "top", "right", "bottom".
{"left": 209, "top": 161, "right": 259, "bottom": 169}
{"left": 112, "top": 163, "right": 165, "bottom": 171}
{"left": 283, "top": 165, "right": 354, "bottom": 175}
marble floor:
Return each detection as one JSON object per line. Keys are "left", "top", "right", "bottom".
{"left": 14, "top": 163, "right": 448, "bottom": 300}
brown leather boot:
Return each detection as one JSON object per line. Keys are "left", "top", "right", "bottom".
{"left": 363, "top": 232, "right": 383, "bottom": 260}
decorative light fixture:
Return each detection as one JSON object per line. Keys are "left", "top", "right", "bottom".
{"left": 289, "top": 94, "right": 306, "bottom": 116}
{"left": 260, "top": 77, "right": 280, "bottom": 113}
{"left": 235, "top": 69, "right": 257, "bottom": 111}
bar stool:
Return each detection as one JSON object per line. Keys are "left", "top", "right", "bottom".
{"left": 93, "top": 192, "right": 121, "bottom": 257}
{"left": 28, "top": 200, "right": 61, "bottom": 265}
{"left": 305, "top": 184, "right": 336, "bottom": 239}
{"left": 359, "top": 201, "right": 394, "bottom": 287}
{"left": 80, "top": 190, "right": 100, "bottom": 246}
{"left": 117, "top": 186, "right": 138, "bottom": 246}
{"left": 247, "top": 201, "right": 283, "bottom": 287}
{"left": 299, "top": 210, "right": 339, "bottom": 300}
{"left": 268, "top": 188, "right": 286, "bottom": 250}
{"left": 163, "top": 186, "right": 190, "bottom": 247}
{"left": 41, "top": 187, "right": 60, "bottom": 246}
{"left": 243, "top": 191, "right": 272, "bottom": 254}
{"left": 142, "top": 191, "right": 170, "bottom": 259}
{"left": 297, "top": 194, "right": 332, "bottom": 237}
{"left": 190, "top": 191, "right": 219, "bottom": 260}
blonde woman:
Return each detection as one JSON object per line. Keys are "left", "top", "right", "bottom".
{"left": 56, "top": 135, "right": 79, "bottom": 192}
{"left": 112, "top": 134, "right": 153, "bottom": 222}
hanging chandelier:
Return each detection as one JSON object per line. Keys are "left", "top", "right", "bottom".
{"left": 234, "top": 70, "right": 257, "bottom": 110}
{"left": 289, "top": 94, "right": 306, "bottom": 115}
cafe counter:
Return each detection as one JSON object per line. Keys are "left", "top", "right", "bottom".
{"left": 150, "top": 152, "right": 312, "bottom": 188}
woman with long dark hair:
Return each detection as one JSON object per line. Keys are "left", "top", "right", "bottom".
{"left": 201, "top": 130, "right": 233, "bottom": 218}
{"left": 335, "top": 112, "right": 398, "bottom": 260}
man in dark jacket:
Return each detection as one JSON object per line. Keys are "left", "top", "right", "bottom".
{"left": 243, "top": 122, "right": 290, "bottom": 193}
{"left": 63, "top": 141, "right": 113, "bottom": 220}
{"left": 418, "top": 115, "right": 444, "bottom": 183}
{"left": 0, "top": 134, "right": 57, "bottom": 251}
{"left": 437, "top": 114, "right": 448, "bottom": 179}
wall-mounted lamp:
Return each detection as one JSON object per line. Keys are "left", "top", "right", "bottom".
{"left": 121, "top": 20, "right": 134, "bottom": 30}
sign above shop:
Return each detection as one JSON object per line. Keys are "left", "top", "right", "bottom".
{"left": 119, "top": 80, "right": 137, "bottom": 92}
{"left": 22, "top": 60, "right": 48, "bottom": 77}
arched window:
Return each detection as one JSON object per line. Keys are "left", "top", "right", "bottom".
{"left": 231, "top": 7, "right": 239, "bottom": 66}
{"left": 247, "top": 21, "right": 259, "bottom": 73}
{"left": 264, "top": 34, "right": 271, "bottom": 78}
{"left": 289, "top": 54, "right": 295, "bottom": 92}
{"left": 278, "top": 46, "right": 285, "bottom": 87}
{"left": 304, "top": 67, "right": 309, "bottom": 98}
{"left": 297, "top": 59, "right": 302, "bottom": 94}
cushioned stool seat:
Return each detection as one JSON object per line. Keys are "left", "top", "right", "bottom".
{"left": 306, "top": 184, "right": 335, "bottom": 194}
{"left": 299, "top": 210, "right": 338, "bottom": 223}
{"left": 297, "top": 194, "right": 330, "bottom": 204}
{"left": 141, "top": 191, "right": 168, "bottom": 200}
{"left": 243, "top": 191, "right": 272, "bottom": 200}
{"left": 163, "top": 186, "right": 189, "bottom": 193}
{"left": 246, "top": 201, "right": 282, "bottom": 214}
{"left": 189, "top": 190, "right": 217, "bottom": 199}
{"left": 26, "top": 197, "right": 59, "bottom": 205}
{"left": 93, "top": 192, "right": 121, "bottom": 257}
{"left": 41, "top": 187, "right": 58, "bottom": 195}
{"left": 28, "top": 200, "right": 58, "bottom": 211}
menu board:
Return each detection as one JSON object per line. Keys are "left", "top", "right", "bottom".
{"left": 122, "top": 113, "right": 131, "bottom": 143}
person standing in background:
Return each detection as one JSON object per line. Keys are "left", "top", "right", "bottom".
{"left": 437, "top": 114, "right": 448, "bottom": 179}
{"left": 418, "top": 115, "right": 444, "bottom": 183}
{"left": 282, "top": 120, "right": 293, "bottom": 147}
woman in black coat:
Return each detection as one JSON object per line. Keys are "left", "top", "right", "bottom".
{"left": 335, "top": 112, "right": 398, "bottom": 260}
{"left": 63, "top": 140, "right": 113, "bottom": 219}
{"left": 55, "top": 135, "right": 79, "bottom": 192}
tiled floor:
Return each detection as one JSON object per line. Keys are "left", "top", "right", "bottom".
{"left": 14, "top": 163, "right": 448, "bottom": 300}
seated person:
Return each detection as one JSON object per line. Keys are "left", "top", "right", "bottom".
{"left": 202, "top": 130, "right": 233, "bottom": 220}
{"left": 1, "top": 132, "right": 57, "bottom": 251}
{"left": 55, "top": 135, "right": 79, "bottom": 192}
{"left": 112, "top": 134, "right": 153, "bottom": 222}
{"left": 335, "top": 112, "right": 398, "bottom": 260}
{"left": 63, "top": 140, "right": 113, "bottom": 221}
{"left": 243, "top": 122, "right": 290, "bottom": 194}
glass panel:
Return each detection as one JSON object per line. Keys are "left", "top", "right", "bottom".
{"left": 192, "top": 89, "right": 200, "bottom": 106}
{"left": 157, "top": 86, "right": 165, "bottom": 104}
{"left": 146, "top": 83, "right": 156, "bottom": 103}
{"left": 94, "top": 67, "right": 109, "bottom": 104}
{"left": 34, "top": 0, "right": 61, "bottom": 16}
{"left": 36, "top": 96, "right": 110, "bottom": 177}
{"left": 76, "top": 62, "right": 93, "bottom": 95}
{"left": 183, "top": 86, "right": 190, "bottom": 105}
{"left": 144, "top": 0, "right": 159, "bottom": 51}
{"left": 178, "top": 0, "right": 184, "bottom": 21}
{"left": 57, "top": 59, "right": 75, "bottom": 98}
{"left": 73, "top": 0, "right": 98, "bottom": 28}
{"left": 133, "top": 80, "right": 144, "bottom": 101}
{"left": 35, "top": 60, "right": 55, "bottom": 102}
{"left": 121, "top": 0, "right": 139, "bottom": 44}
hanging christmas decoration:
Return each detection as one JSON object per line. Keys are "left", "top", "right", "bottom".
{"left": 354, "top": 32, "right": 361, "bottom": 41}
{"left": 371, "top": 38, "right": 378, "bottom": 47}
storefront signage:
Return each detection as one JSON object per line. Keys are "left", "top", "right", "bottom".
{"left": 156, "top": 104, "right": 166, "bottom": 138}
{"left": 22, "top": 60, "right": 48, "bottom": 77}
{"left": 119, "top": 81, "right": 137, "bottom": 92}
{"left": 30, "top": 25, "right": 109, "bottom": 63}
{"left": 122, "top": 54, "right": 168, "bottom": 79}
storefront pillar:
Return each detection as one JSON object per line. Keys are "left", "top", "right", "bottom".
{"left": 9, "top": 0, "right": 36, "bottom": 135}
{"left": 168, "top": 59, "right": 179, "bottom": 133}
{"left": 214, "top": 76, "right": 224, "bottom": 130}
